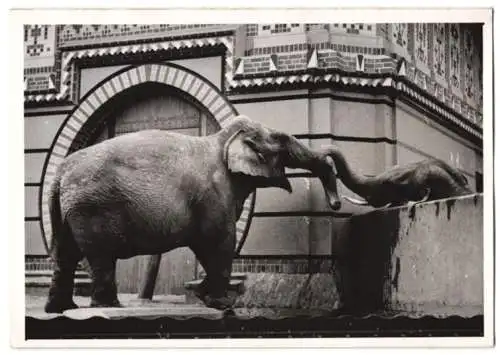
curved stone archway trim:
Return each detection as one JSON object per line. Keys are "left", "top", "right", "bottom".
{"left": 40, "top": 62, "right": 252, "bottom": 254}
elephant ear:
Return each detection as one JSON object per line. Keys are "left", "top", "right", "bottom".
{"left": 224, "top": 129, "right": 292, "bottom": 192}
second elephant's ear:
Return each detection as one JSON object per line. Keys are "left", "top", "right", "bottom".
{"left": 224, "top": 129, "right": 292, "bottom": 192}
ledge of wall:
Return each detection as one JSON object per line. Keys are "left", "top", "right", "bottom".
{"left": 236, "top": 194, "right": 483, "bottom": 317}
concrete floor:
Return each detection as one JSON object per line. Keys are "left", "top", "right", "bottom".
{"left": 25, "top": 293, "right": 212, "bottom": 319}
{"left": 25, "top": 293, "right": 331, "bottom": 320}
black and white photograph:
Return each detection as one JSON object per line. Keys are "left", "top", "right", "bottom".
{"left": 9, "top": 6, "right": 494, "bottom": 348}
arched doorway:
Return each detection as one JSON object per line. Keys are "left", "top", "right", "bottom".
{"left": 40, "top": 63, "right": 255, "bottom": 296}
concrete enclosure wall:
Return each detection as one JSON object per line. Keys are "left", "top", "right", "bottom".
{"left": 236, "top": 194, "right": 483, "bottom": 317}
{"left": 338, "top": 194, "right": 483, "bottom": 316}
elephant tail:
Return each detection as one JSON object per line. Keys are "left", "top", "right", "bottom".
{"left": 47, "top": 173, "right": 79, "bottom": 261}
{"left": 47, "top": 173, "right": 63, "bottom": 257}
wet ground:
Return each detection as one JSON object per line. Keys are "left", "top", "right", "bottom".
{"left": 25, "top": 293, "right": 483, "bottom": 339}
{"left": 26, "top": 293, "right": 332, "bottom": 320}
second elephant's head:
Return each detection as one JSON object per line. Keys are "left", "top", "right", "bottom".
{"left": 221, "top": 116, "right": 341, "bottom": 211}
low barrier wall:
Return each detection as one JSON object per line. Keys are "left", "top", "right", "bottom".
{"left": 236, "top": 194, "right": 483, "bottom": 317}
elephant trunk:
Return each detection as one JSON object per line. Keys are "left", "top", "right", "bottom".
{"left": 282, "top": 136, "right": 342, "bottom": 211}
{"left": 321, "top": 146, "right": 376, "bottom": 199}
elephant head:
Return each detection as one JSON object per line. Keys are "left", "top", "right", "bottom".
{"left": 319, "top": 145, "right": 472, "bottom": 208}
{"left": 221, "top": 116, "right": 342, "bottom": 210}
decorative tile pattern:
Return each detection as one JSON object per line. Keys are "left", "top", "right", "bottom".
{"left": 24, "top": 25, "right": 58, "bottom": 92}
{"left": 245, "top": 43, "right": 385, "bottom": 56}
{"left": 259, "top": 24, "right": 304, "bottom": 35}
{"left": 330, "top": 23, "right": 375, "bottom": 35}
{"left": 58, "top": 24, "right": 223, "bottom": 47}
{"left": 24, "top": 25, "right": 56, "bottom": 64}
{"left": 392, "top": 23, "right": 408, "bottom": 49}
{"left": 463, "top": 28, "right": 475, "bottom": 101}
{"left": 414, "top": 23, "right": 429, "bottom": 68}
{"left": 305, "top": 24, "right": 329, "bottom": 31}
{"left": 246, "top": 24, "right": 258, "bottom": 37}
{"left": 376, "top": 23, "right": 390, "bottom": 40}
{"left": 25, "top": 35, "right": 235, "bottom": 103}
{"left": 449, "top": 23, "right": 462, "bottom": 92}
{"left": 24, "top": 24, "right": 483, "bottom": 130}
{"left": 432, "top": 23, "right": 447, "bottom": 83}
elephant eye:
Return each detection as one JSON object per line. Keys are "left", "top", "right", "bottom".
{"left": 256, "top": 152, "right": 266, "bottom": 162}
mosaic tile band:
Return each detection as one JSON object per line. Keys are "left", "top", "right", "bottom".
{"left": 23, "top": 25, "right": 483, "bottom": 133}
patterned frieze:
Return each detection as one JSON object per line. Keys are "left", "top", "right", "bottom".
{"left": 24, "top": 25, "right": 59, "bottom": 92}
{"left": 24, "top": 24, "right": 483, "bottom": 132}
{"left": 414, "top": 23, "right": 430, "bottom": 71}
{"left": 463, "top": 27, "right": 476, "bottom": 104}
{"left": 449, "top": 23, "right": 462, "bottom": 95}
{"left": 58, "top": 24, "right": 228, "bottom": 47}
{"left": 432, "top": 23, "right": 447, "bottom": 85}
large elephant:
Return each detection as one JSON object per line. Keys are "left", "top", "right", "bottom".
{"left": 324, "top": 146, "right": 473, "bottom": 208}
{"left": 44, "top": 115, "right": 341, "bottom": 313}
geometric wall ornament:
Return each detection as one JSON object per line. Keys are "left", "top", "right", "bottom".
{"left": 39, "top": 62, "right": 247, "bottom": 254}
{"left": 235, "top": 57, "right": 245, "bottom": 75}
{"left": 414, "top": 23, "right": 429, "bottom": 67}
{"left": 356, "top": 54, "right": 365, "bottom": 72}
{"left": 433, "top": 23, "right": 447, "bottom": 83}
{"left": 24, "top": 25, "right": 57, "bottom": 69}
{"left": 449, "top": 23, "right": 462, "bottom": 92}
{"left": 463, "top": 27, "right": 475, "bottom": 101}
{"left": 25, "top": 35, "right": 237, "bottom": 103}
{"left": 391, "top": 23, "right": 409, "bottom": 50}
{"left": 396, "top": 57, "right": 407, "bottom": 77}
{"left": 306, "top": 47, "right": 318, "bottom": 69}
{"left": 269, "top": 54, "right": 278, "bottom": 72}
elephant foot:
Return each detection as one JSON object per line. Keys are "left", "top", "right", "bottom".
{"left": 44, "top": 298, "right": 79, "bottom": 314}
{"left": 194, "top": 286, "right": 208, "bottom": 302}
{"left": 202, "top": 295, "right": 234, "bottom": 310}
{"left": 90, "top": 298, "right": 123, "bottom": 308}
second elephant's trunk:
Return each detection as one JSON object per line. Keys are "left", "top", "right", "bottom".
{"left": 321, "top": 146, "right": 378, "bottom": 200}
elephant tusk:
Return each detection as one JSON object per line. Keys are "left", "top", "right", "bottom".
{"left": 342, "top": 195, "right": 370, "bottom": 206}
{"left": 420, "top": 188, "right": 431, "bottom": 203}
{"left": 406, "top": 188, "right": 432, "bottom": 210}
{"left": 409, "top": 188, "right": 431, "bottom": 204}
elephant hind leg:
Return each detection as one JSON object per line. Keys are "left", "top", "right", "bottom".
{"left": 86, "top": 256, "right": 122, "bottom": 308}
{"left": 44, "top": 226, "right": 83, "bottom": 313}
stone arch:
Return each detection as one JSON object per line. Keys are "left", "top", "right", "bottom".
{"left": 40, "top": 62, "right": 255, "bottom": 253}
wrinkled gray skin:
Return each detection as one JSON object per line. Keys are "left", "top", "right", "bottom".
{"left": 44, "top": 115, "right": 341, "bottom": 313}
{"left": 325, "top": 146, "right": 472, "bottom": 208}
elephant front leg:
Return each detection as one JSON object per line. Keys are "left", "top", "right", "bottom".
{"left": 190, "top": 239, "right": 235, "bottom": 310}
{"left": 87, "top": 256, "right": 122, "bottom": 308}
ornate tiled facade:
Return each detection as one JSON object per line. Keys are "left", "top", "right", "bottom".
{"left": 57, "top": 24, "right": 223, "bottom": 47}
{"left": 433, "top": 23, "right": 447, "bottom": 84}
{"left": 449, "top": 23, "right": 462, "bottom": 94}
{"left": 414, "top": 23, "right": 429, "bottom": 69}
{"left": 392, "top": 23, "right": 409, "bottom": 49}
{"left": 24, "top": 23, "right": 483, "bottom": 133}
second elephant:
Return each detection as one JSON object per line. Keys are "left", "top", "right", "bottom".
{"left": 325, "top": 146, "right": 473, "bottom": 208}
